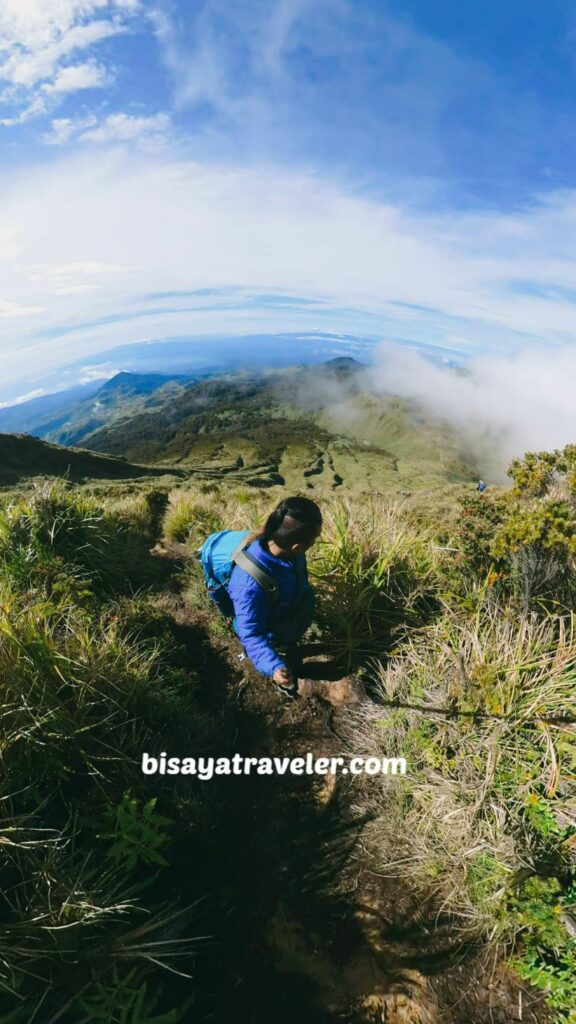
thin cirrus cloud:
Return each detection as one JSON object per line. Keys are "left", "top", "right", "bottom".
{"left": 43, "top": 112, "right": 172, "bottom": 146}
{"left": 148, "top": 0, "right": 576, "bottom": 207}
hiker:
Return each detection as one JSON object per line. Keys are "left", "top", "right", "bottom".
{"left": 477, "top": 479, "right": 487, "bottom": 493}
{"left": 199, "top": 497, "right": 322, "bottom": 698}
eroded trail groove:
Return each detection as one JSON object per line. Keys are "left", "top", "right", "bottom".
{"left": 156, "top": 560, "right": 549, "bottom": 1024}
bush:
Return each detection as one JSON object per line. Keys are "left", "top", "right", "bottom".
{"left": 508, "top": 444, "right": 576, "bottom": 499}
{"left": 492, "top": 499, "right": 576, "bottom": 612}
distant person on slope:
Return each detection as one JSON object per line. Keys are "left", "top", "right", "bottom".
{"left": 199, "top": 497, "right": 322, "bottom": 698}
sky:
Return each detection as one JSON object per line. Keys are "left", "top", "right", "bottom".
{"left": 2, "top": 1, "right": 576, "bottom": 406}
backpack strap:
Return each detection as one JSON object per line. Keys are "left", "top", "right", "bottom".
{"left": 231, "top": 538, "right": 279, "bottom": 603}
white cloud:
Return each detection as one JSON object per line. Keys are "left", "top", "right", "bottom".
{"left": 0, "top": 1, "right": 136, "bottom": 52}
{"left": 80, "top": 111, "right": 171, "bottom": 142}
{"left": 42, "top": 59, "right": 111, "bottom": 95}
{"left": 43, "top": 111, "right": 172, "bottom": 146}
{"left": 41, "top": 260, "right": 125, "bottom": 275}
{"left": 0, "top": 388, "right": 45, "bottom": 409}
{"left": 2, "top": 150, "right": 576, "bottom": 402}
{"left": 79, "top": 362, "right": 122, "bottom": 383}
{"left": 0, "top": 19, "right": 123, "bottom": 89}
{"left": 0, "top": 298, "right": 42, "bottom": 317}
{"left": 0, "top": 95, "right": 46, "bottom": 126}
{"left": 368, "top": 343, "right": 576, "bottom": 475}
{"left": 28, "top": 259, "right": 126, "bottom": 294}
{"left": 0, "top": 1, "right": 138, "bottom": 121}
{"left": 42, "top": 114, "right": 97, "bottom": 143}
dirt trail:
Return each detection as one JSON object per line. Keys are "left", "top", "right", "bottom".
{"left": 154, "top": 548, "right": 550, "bottom": 1024}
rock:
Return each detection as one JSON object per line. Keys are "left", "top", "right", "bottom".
{"left": 298, "top": 675, "right": 366, "bottom": 705}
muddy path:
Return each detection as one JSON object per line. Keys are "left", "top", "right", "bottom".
{"left": 153, "top": 553, "right": 551, "bottom": 1024}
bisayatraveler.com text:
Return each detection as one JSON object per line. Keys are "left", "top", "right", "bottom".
{"left": 142, "top": 752, "right": 407, "bottom": 780}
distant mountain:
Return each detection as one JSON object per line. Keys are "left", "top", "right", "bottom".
{"left": 0, "top": 382, "right": 102, "bottom": 435}
{"left": 0, "top": 434, "right": 185, "bottom": 487}
{"left": 0, "top": 359, "right": 481, "bottom": 494}
{"left": 0, "top": 361, "right": 365, "bottom": 452}
{"left": 0, "top": 372, "right": 198, "bottom": 448}
{"left": 79, "top": 361, "right": 478, "bottom": 494}
{"left": 42, "top": 371, "right": 198, "bottom": 447}
{"left": 319, "top": 356, "right": 365, "bottom": 372}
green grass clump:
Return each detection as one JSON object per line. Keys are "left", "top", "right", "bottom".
{"left": 0, "top": 481, "right": 163, "bottom": 595}
{"left": 163, "top": 489, "right": 224, "bottom": 545}
{"left": 0, "top": 483, "right": 212, "bottom": 1022}
{"left": 308, "top": 497, "right": 440, "bottom": 665}
{"left": 351, "top": 601, "right": 576, "bottom": 1019}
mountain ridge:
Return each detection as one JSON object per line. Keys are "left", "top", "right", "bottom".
{"left": 0, "top": 433, "right": 185, "bottom": 486}
{"left": 0, "top": 360, "right": 483, "bottom": 494}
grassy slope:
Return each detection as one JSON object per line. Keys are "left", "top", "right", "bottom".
{"left": 1, "top": 452, "right": 573, "bottom": 1021}
{"left": 0, "top": 432, "right": 186, "bottom": 486}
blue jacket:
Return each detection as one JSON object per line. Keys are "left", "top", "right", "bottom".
{"left": 228, "top": 538, "right": 308, "bottom": 676}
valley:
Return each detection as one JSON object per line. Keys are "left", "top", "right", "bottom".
{"left": 0, "top": 359, "right": 481, "bottom": 496}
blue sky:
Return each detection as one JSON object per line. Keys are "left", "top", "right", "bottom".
{"left": 2, "top": 0, "right": 576, "bottom": 403}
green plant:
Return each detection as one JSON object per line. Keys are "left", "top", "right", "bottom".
{"left": 508, "top": 445, "right": 576, "bottom": 499}
{"left": 163, "top": 490, "right": 223, "bottom": 545}
{"left": 0, "top": 481, "right": 162, "bottom": 596}
{"left": 515, "top": 948, "right": 576, "bottom": 1023}
{"left": 99, "top": 794, "right": 174, "bottom": 872}
{"left": 309, "top": 498, "right": 439, "bottom": 663}
{"left": 75, "top": 967, "right": 194, "bottom": 1024}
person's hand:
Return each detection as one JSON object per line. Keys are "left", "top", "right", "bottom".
{"left": 273, "top": 666, "right": 293, "bottom": 686}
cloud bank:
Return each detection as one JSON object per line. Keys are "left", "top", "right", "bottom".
{"left": 2, "top": 147, "right": 576, "bottom": 418}
{"left": 369, "top": 343, "right": 576, "bottom": 477}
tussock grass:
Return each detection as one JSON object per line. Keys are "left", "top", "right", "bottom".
{"left": 106, "top": 491, "right": 156, "bottom": 538}
{"left": 345, "top": 605, "right": 576, "bottom": 1003}
{"left": 163, "top": 489, "right": 224, "bottom": 545}
{"left": 0, "top": 482, "right": 210, "bottom": 1021}
{"left": 0, "top": 481, "right": 163, "bottom": 594}
{"left": 163, "top": 483, "right": 277, "bottom": 547}
{"left": 308, "top": 497, "right": 440, "bottom": 664}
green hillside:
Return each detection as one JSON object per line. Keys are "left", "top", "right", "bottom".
{"left": 0, "top": 432, "right": 185, "bottom": 486}
{"left": 77, "top": 362, "right": 478, "bottom": 495}
{"left": 0, "top": 361, "right": 486, "bottom": 496}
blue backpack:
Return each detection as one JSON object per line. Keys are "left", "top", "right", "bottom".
{"left": 199, "top": 530, "right": 280, "bottom": 617}
{"left": 199, "top": 530, "right": 316, "bottom": 642}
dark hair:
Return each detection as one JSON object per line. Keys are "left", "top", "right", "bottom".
{"left": 261, "top": 496, "right": 322, "bottom": 549}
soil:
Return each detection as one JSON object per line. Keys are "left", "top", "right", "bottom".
{"left": 153, "top": 547, "right": 552, "bottom": 1024}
